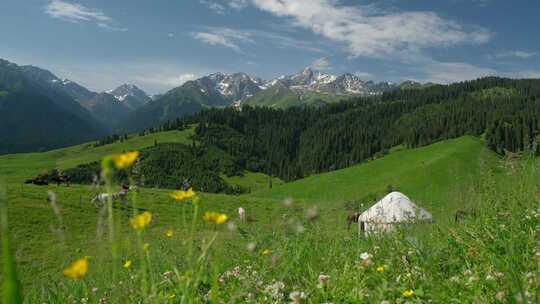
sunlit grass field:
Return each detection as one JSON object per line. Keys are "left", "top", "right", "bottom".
{"left": 0, "top": 128, "right": 195, "bottom": 182}
{"left": 0, "top": 132, "right": 538, "bottom": 303}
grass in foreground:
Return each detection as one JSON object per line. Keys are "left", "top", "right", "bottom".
{"left": 1, "top": 136, "right": 538, "bottom": 303}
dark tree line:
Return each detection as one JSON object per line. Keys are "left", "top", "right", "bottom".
{"left": 65, "top": 142, "right": 245, "bottom": 194}
{"left": 138, "top": 117, "right": 189, "bottom": 136}
{"left": 93, "top": 133, "right": 129, "bottom": 147}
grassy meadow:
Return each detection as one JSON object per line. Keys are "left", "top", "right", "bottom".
{"left": 0, "top": 130, "right": 538, "bottom": 303}
{"left": 0, "top": 129, "right": 195, "bottom": 183}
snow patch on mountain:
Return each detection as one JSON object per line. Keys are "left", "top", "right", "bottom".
{"left": 260, "top": 68, "right": 397, "bottom": 97}
{"left": 106, "top": 84, "right": 151, "bottom": 109}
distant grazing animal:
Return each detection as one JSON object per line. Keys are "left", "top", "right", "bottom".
{"left": 122, "top": 184, "right": 141, "bottom": 194}
{"left": 454, "top": 209, "right": 477, "bottom": 223}
{"left": 25, "top": 172, "right": 71, "bottom": 187}
{"left": 50, "top": 174, "right": 71, "bottom": 186}
{"left": 25, "top": 178, "right": 49, "bottom": 186}
{"left": 238, "top": 207, "right": 246, "bottom": 222}
{"left": 179, "top": 178, "right": 191, "bottom": 191}
{"left": 25, "top": 173, "right": 49, "bottom": 186}
{"left": 91, "top": 188, "right": 129, "bottom": 207}
{"left": 347, "top": 212, "right": 362, "bottom": 231}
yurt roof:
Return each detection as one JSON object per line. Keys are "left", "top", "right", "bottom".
{"left": 358, "top": 192, "right": 433, "bottom": 224}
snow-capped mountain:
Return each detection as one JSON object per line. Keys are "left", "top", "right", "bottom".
{"left": 19, "top": 65, "right": 96, "bottom": 102}
{"left": 150, "top": 94, "right": 163, "bottom": 101}
{"left": 288, "top": 67, "right": 337, "bottom": 87}
{"left": 262, "top": 67, "right": 396, "bottom": 96}
{"left": 120, "top": 72, "right": 266, "bottom": 131}
{"left": 106, "top": 84, "right": 151, "bottom": 109}
{"left": 79, "top": 92, "right": 132, "bottom": 129}
{"left": 152, "top": 67, "right": 401, "bottom": 110}
{"left": 191, "top": 72, "right": 263, "bottom": 102}
{"left": 13, "top": 61, "right": 415, "bottom": 135}
{"left": 18, "top": 65, "right": 148, "bottom": 131}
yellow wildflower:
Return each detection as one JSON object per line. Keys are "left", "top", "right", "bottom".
{"left": 112, "top": 151, "right": 139, "bottom": 169}
{"left": 63, "top": 257, "right": 89, "bottom": 279}
{"left": 123, "top": 260, "right": 132, "bottom": 269}
{"left": 376, "top": 266, "right": 385, "bottom": 273}
{"left": 130, "top": 211, "right": 152, "bottom": 231}
{"left": 402, "top": 289, "right": 414, "bottom": 298}
{"left": 143, "top": 243, "right": 150, "bottom": 252}
{"left": 262, "top": 249, "right": 272, "bottom": 256}
{"left": 166, "top": 229, "right": 174, "bottom": 238}
{"left": 203, "top": 211, "right": 228, "bottom": 225}
{"left": 170, "top": 188, "right": 196, "bottom": 201}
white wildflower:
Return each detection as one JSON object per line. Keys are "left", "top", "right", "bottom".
{"left": 306, "top": 207, "right": 319, "bottom": 220}
{"left": 246, "top": 242, "right": 257, "bottom": 252}
{"left": 227, "top": 221, "right": 237, "bottom": 232}
{"left": 318, "top": 273, "right": 330, "bottom": 288}
{"left": 360, "top": 252, "right": 372, "bottom": 261}
{"left": 289, "top": 291, "right": 306, "bottom": 304}
{"left": 264, "top": 281, "right": 285, "bottom": 300}
{"left": 283, "top": 197, "right": 293, "bottom": 207}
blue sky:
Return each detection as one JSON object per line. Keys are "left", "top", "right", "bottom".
{"left": 1, "top": 0, "right": 539, "bottom": 94}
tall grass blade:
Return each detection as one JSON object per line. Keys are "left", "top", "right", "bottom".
{"left": 0, "top": 180, "right": 23, "bottom": 304}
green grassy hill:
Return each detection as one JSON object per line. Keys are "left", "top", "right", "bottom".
{"left": 1, "top": 135, "right": 495, "bottom": 273}
{"left": 255, "top": 136, "right": 498, "bottom": 221}
{"left": 0, "top": 128, "right": 194, "bottom": 182}
{"left": 2, "top": 134, "right": 537, "bottom": 303}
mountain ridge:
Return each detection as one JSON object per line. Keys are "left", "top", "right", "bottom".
{"left": 106, "top": 83, "right": 151, "bottom": 109}
{"left": 118, "top": 67, "right": 433, "bottom": 130}
{"left": 19, "top": 64, "right": 152, "bottom": 132}
{"left": 0, "top": 59, "right": 106, "bottom": 154}
{"left": 3, "top": 57, "right": 437, "bottom": 138}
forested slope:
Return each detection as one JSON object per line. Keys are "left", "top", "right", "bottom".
{"left": 191, "top": 77, "right": 540, "bottom": 180}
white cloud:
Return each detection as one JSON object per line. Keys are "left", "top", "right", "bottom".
{"left": 250, "top": 0, "right": 491, "bottom": 59}
{"left": 192, "top": 32, "right": 242, "bottom": 52}
{"left": 136, "top": 73, "right": 198, "bottom": 88}
{"left": 471, "top": 0, "right": 493, "bottom": 7}
{"left": 506, "top": 70, "right": 540, "bottom": 79}
{"left": 45, "top": 0, "right": 125, "bottom": 31}
{"left": 491, "top": 50, "right": 537, "bottom": 60}
{"left": 192, "top": 28, "right": 254, "bottom": 53}
{"left": 251, "top": 30, "right": 325, "bottom": 53}
{"left": 421, "top": 61, "right": 496, "bottom": 84}
{"left": 310, "top": 57, "right": 330, "bottom": 70}
{"left": 228, "top": 0, "right": 249, "bottom": 10}
{"left": 200, "top": 0, "right": 249, "bottom": 13}
{"left": 97, "top": 23, "right": 127, "bottom": 32}
{"left": 166, "top": 74, "right": 197, "bottom": 86}
{"left": 192, "top": 27, "right": 324, "bottom": 54}
{"left": 199, "top": 0, "right": 226, "bottom": 14}
{"left": 354, "top": 71, "right": 374, "bottom": 79}
{"left": 45, "top": 0, "right": 110, "bottom": 22}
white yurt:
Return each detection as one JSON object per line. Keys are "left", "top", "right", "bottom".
{"left": 358, "top": 192, "right": 433, "bottom": 234}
